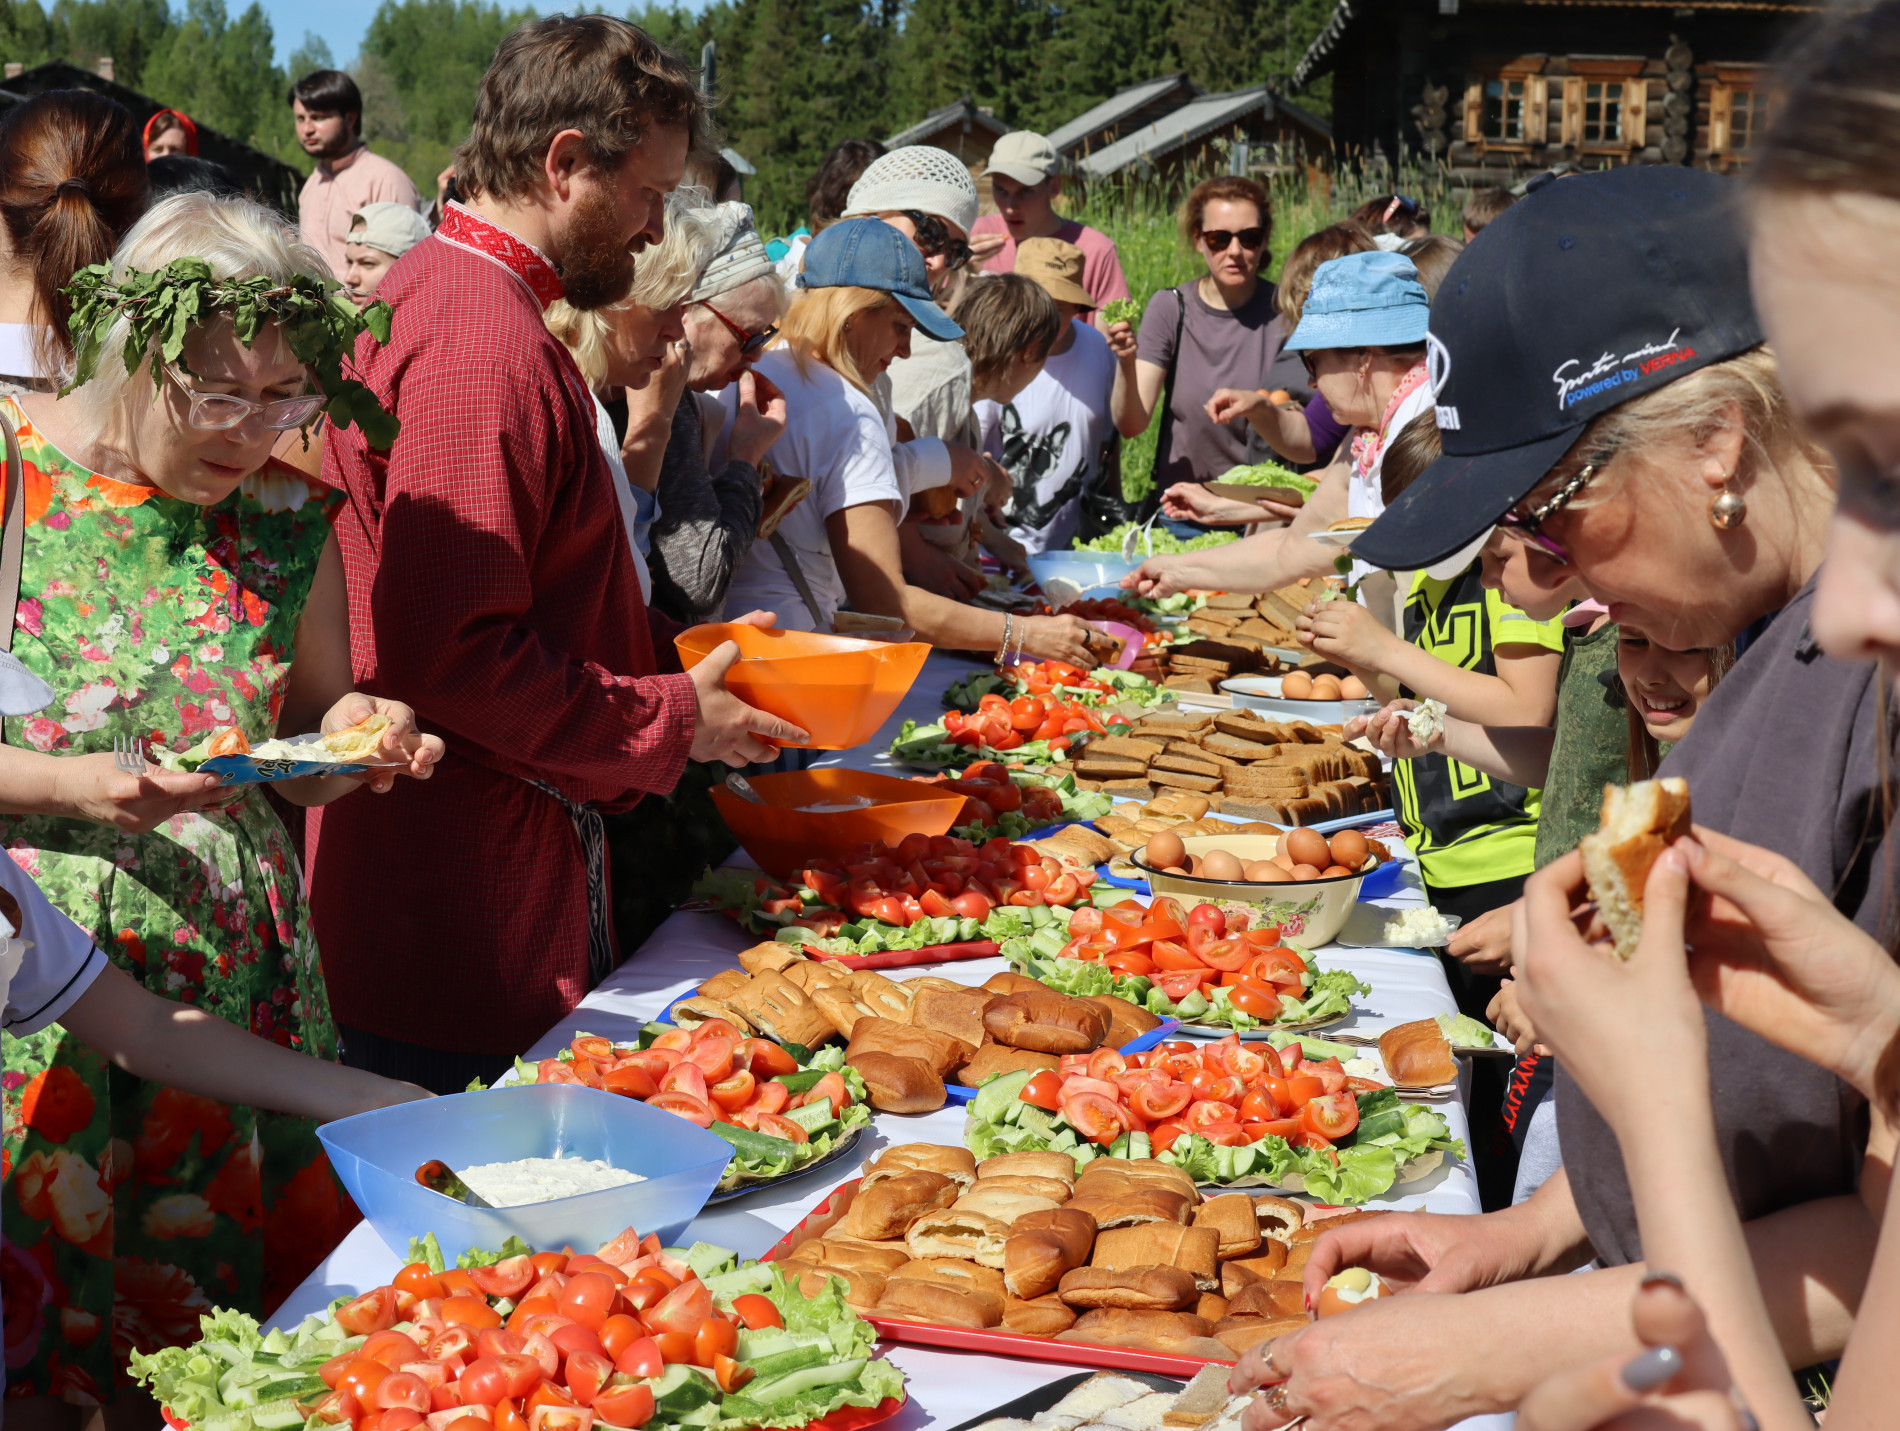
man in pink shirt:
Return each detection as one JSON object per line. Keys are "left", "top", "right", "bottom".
{"left": 970, "top": 131, "right": 1128, "bottom": 326}
{"left": 290, "top": 69, "right": 420, "bottom": 280}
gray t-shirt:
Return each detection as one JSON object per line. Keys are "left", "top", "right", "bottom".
{"left": 1557, "top": 576, "right": 1885, "bottom": 1265}
{"left": 1135, "top": 281, "right": 1282, "bottom": 487}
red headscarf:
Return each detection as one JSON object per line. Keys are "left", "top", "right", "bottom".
{"left": 142, "top": 108, "right": 198, "bottom": 158}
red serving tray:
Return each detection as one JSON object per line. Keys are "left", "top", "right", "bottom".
{"left": 804, "top": 939, "right": 999, "bottom": 969}
{"left": 767, "top": 1179, "right": 1236, "bottom": 1377}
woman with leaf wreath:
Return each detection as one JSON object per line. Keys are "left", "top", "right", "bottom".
{"left": 0, "top": 189, "right": 443, "bottom": 1422}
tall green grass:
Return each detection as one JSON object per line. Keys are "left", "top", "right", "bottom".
{"left": 1063, "top": 161, "right": 1459, "bottom": 500}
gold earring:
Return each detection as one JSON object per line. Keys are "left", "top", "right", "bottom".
{"left": 1709, "top": 486, "right": 1746, "bottom": 530}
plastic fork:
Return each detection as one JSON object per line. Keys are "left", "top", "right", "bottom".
{"left": 1120, "top": 509, "right": 1162, "bottom": 560}
{"left": 111, "top": 736, "right": 149, "bottom": 772}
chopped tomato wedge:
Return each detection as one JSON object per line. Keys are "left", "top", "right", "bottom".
{"left": 1060, "top": 1091, "right": 1126, "bottom": 1144}
{"left": 1300, "top": 1091, "right": 1360, "bottom": 1141}
{"left": 647, "top": 1091, "right": 715, "bottom": 1127}
{"left": 1019, "top": 1070, "right": 1064, "bottom": 1110}
{"left": 336, "top": 1288, "right": 400, "bottom": 1336}
{"left": 469, "top": 1256, "right": 534, "bottom": 1300}
{"left": 590, "top": 1385, "right": 653, "bottom": 1429}
{"left": 645, "top": 1279, "right": 714, "bottom": 1337}
{"left": 1129, "top": 1079, "right": 1192, "bottom": 1121}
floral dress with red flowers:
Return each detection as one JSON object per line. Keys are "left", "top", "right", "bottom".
{"left": 0, "top": 396, "right": 356, "bottom": 1406}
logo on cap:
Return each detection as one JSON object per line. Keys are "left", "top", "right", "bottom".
{"left": 1552, "top": 327, "right": 1697, "bottom": 412}
{"left": 1425, "top": 333, "right": 1452, "bottom": 398}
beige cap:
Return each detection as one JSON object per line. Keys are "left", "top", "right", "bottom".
{"left": 984, "top": 131, "right": 1058, "bottom": 187}
{"left": 348, "top": 202, "right": 431, "bottom": 259}
{"left": 1014, "top": 236, "right": 1092, "bottom": 308}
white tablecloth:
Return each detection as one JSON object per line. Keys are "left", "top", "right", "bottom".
{"left": 278, "top": 653, "right": 1511, "bottom": 1431}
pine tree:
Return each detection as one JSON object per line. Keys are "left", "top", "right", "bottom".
{"left": 1024, "top": 0, "right": 1179, "bottom": 133}
{"left": 886, "top": 0, "right": 1051, "bottom": 133}
{"left": 142, "top": 0, "right": 297, "bottom": 161}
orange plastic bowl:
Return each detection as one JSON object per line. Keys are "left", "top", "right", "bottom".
{"left": 709, "top": 769, "right": 966, "bottom": 878}
{"left": 673, "top": 624, "right": 931, "bottom": 750}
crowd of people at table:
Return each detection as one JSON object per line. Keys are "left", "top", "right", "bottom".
{"left": 0, "top": 5, "right": 1898, "bottom": 1431}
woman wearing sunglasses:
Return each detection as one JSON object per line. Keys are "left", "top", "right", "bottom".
{"left": 0, "top": 190, "right": 444, "bottom": 1406}
{"left": 1226, "top": 168, "right": 1868, "bottom": 1431}
{"left": 1107, "top": 176, "right": 1287, "bottom": 532}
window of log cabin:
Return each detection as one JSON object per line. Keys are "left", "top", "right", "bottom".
{"left": 1581, "top": 81, "right": 1623, "bottom": 145}
{"left": 1483, "top": 76, "right": 1529, "bottom": 142}
{"left": 1709, "top": 74, "right": 1773, "bottom": 162}
{"left": 1559, "top": 64, "right": 1647, "bottom": 155}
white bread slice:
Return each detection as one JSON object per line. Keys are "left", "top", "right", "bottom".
{"left": 1578, "top": 778, "right": 1692, "bottom": 960}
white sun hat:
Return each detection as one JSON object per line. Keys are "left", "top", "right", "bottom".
{"left": 842, "top": 146, "right": 979, "bottom": 240}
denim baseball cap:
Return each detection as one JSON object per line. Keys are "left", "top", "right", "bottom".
{"left": 797, "top": 217, "right": 963, "bottom": 341}
{"left": 1284, "top": 251, "right": 1430, "bottom": 352}
{"left": 1352, "top": 166, "right": 1760, "bottom": 573}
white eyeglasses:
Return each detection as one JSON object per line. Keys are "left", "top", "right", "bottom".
{"left": 164, "top": 364, "right": 327, "bottom": 432}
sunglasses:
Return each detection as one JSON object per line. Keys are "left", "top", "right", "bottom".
{"left": 1200, "top": 227, "right": 1267, "bottom": 253}
{"left": 164, "top": 364, "right": 326, "bottom": 432}
{"left": 902, "top": 210, "right": 973, "bottom": 270}
{"left": 1497, "top": 462, "right": 1601, "bottom": 564}
{"left": 692, "top": 299, "right": 777, "bottom": 357}
{"left": 1298, "top": 348, "right": 1365, "bottom": 381}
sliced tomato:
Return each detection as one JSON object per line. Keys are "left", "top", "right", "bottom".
{"left": 361, "top": 1330, "right": 426, "bottom": 1369}
{"left": 526, "top": 1407, "right": 593, "bottom": 1431}
{"left": 614, "top": 1336, "right": 664, "bottom": 1379}
{"left": 651, "top": 1331, "right": 695, "bottom": 1365}
{"left": 1199, "top": 1121, "right": 1251, "bottom": 1147}
{"left": 1129, "top": 1079, "right": 1192, "bottom": 1121}
{"left": 707, "top": 1070, "right": 755, "bottom": 1112}
{"left": 647, "top": 1092, "right": 715, "bottom": 1127}
{"left": 596, "top": 1314, "right": 643, "bottom": 1363}
{"left": 1243, "top": 1117, "right": 1303, "bottom": 1141}
{"left": 441, "top": 1298, "right": 503, "bottom": 1331}
{"left": 738, "top": 1039, "right": 799, "bottom": 1078}
{"left": 1061, "top": 1091, "right": 1126, "bottom": 1144}
{"left": 712, "top": 1352, "right": 754, "bottom": 1394}
{"left": 1020, "top": 1070, "right": 1064, "bottom": 1110}
{"left": 1044, "top": 872, "right": 1081, "bottom": 904}
{"left": 336, "top": 1288, "right": 401, "bottom": 1336}
{"left": 1301, "top": 1091, "right": 1360, "bottom": 1141}
{"left": 1188, "top": 1068, "right": 1243, "bottom": 1104}
{"left": 555, "top": 1273, "right": 618, "bottom": 1333}
{"left": 424, "top": 1329, "right": 476, "bottom": 1364}
{"left": 601, "top": 1064, "right": 658, "bottom": 1100}
{"left": 1067, "top": 906, "right": 1104, "bottom": 936}
{"left": 646, "top": 1279, "right": 714, "bottom": 1337}
{"left": 660, "top": 1062, "right": 709, "bottom": 1101}
{"left": 694, "top": 1317, "right": 738, "bottom": 1367}
{"left": 1287, "top": 1075, "right": 1327, "bottom": 1108}
{"left": 494, "top": 1400, "right": 529, "bottom": 1431}
{"left": 1150, "top": 940, "right": 1206, "bottom": 973}
{"left": 1155, "top": 969, "right": 1206, "bottom": 1002}
{"left": 1104, "top": 949, "right": 1155, "bottom": 977}
{"left": 950, "top": 891, "right": 993, "bottom": 921}
{"left": 590, "top": 1384, "right": 653, "bottom": 1429}
{"left": 340, "top": 1359, "right": 390, "bottom": 1404}
{"left": 730, "top": 1293, "right": 783, "bottom": 1331}
{"left": 563, "top": 1349, "right": 614, "bottom": 1408}
{"left": 1086, "top": 1048, "right": 1127, "bottom": 1081}
{"left": 1184, "top": 1099, "right": 1240, "bottom": 1130}
{"left": 683, "top": 1035, "right": 736, "bottom": 1083}
{"left": 794, "top": 1072, "right": 850, "bottom": 1111}
{"left": 1307, "top": 1057, "right": 1349, "bottom": 1094}
{"left": 469, "top": 1256, "right": 534, "bottom": 1300}
{"left": 1227, "top": 984, "right": 1283, "bottom": 1019}
{"left": 378, "top": 1375, "right": 433, "bottom": 1415}
{"left": 395, "top": 1263, "right": 447, "bottom": 1301}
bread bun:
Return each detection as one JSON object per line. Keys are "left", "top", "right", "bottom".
{"left": 957, "top": 1043, "right": 1059, "bottom": 1087}
{"left": 983, "top": 990, "right": 1112, "bottom": 1054}
{"left": 1192, "top": 1193, "right": 1264, "bottom": 1259}
{"left": 1003, "top": 1294, "right": 1077, "bottom": 1337}
{"left": 791, "top": 1238, "right": 913, "bottom": 1275}
{"left": 848, "top": 1050, "right": 946, "bottom": 1113}
{"left": 835, "top": 1170, "right": 958, "bottom": 1241}
{"left": 1003, "top": 1207, "right": 1095, "bottom": 1299}
{"left": 981, "top": 971, "right": 1046, "bottom": 996}
{"left": 861, "top": 1143, "right": 976, "bottom": 1190}
{"left": 1579, "top": 777, "right": 1692, "bottom": 960}
{"left": 960, "top": 1173, "right": 1073, "bottom": 1204}
{"left": 1056, "top": 1264, "right": 1199, "bottom": 1310}
{"left": 905, "top": 1209, "right": 1010, "bottom": 1267}
{"left": 1091, "top": 1222, "right": 1221, "bottom": 1291}
{"left": 1377, "top": 1018, "right": 1457, "bottom": 1087}
{"left": 875, "top": 1276, "right": 1001, "bottom": 1328}
{"left": 980, "top": 1150, "right": 1078, "bottom": 1184}
{"left": 1213, "top": 1314, "right": 1310, "bottom": 1355}
{"left": 1227, "top": 1281, "right": 1307, "bottom": 1319}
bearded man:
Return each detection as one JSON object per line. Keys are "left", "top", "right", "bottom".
{"left": 312, "top": 15, "right": 800, "bottom": 1091}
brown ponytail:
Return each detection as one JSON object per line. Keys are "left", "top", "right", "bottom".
{"left": 0, "top": 90, "right": 148, "bottom": 375}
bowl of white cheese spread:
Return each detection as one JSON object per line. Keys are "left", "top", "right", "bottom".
{"left": 318, "top": 1082, "right": 734, "bottom": 1262}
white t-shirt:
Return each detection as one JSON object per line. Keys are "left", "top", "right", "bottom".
{"left": 975, "top": 320, "right": 1117, "bottom": 555}
{"left": 719, "top": 349, "right": 904, "bottom": 630}
{"left": 0, "top": 858, "right": 108, "bottom": 1037}
{"left": 591, "top": 394, "right": 654, "bottom": 605}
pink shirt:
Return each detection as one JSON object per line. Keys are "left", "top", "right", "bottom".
{"left": 971, "top": 215, "right": 1129, "bottom": 310}
{"left": 297, "top": 143, "right": 420, "bottom": 282}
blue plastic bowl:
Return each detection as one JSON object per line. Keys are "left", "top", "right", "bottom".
{"left": 1355, "top": 857, "right": 1406, "bottom": 901}
{"left": 1028, "top": 551, "right": 1145, "bottom": 601}
{"left": 318, "top": 1083, "right": 734, "bottom": 1263}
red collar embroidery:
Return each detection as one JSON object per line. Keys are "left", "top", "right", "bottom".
{"left": 435, "top": 202, "right": 565, "bottom": 310}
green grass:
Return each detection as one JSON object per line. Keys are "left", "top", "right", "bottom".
{"left": 1062, "top": 161, "right": 1460, "bottom": 501}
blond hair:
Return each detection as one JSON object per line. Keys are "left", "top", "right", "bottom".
{"left": 545, "top": 188, "right": 720, "bottom": 390}
{"left": 777, "top": 284, "right": 900, "bottom": 395}
{"left": 1276, "top": 222, "right": 1374, "bottom": 327}
{"left": 63, "top": 190, "right": 329, "bottom": 438}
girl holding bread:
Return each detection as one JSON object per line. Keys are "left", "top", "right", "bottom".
{"left": 1231, "top": 165, "right": 1880, "bottom": 1431}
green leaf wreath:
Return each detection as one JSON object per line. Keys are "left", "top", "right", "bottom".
{"left": 60, "top": 257, "right": 401, "bottom": 450}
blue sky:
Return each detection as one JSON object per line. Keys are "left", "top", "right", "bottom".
{"left": 259, "top": 0, "right": 578, "bottom": 68}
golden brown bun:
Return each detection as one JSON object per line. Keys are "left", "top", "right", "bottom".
{"left": 896, "top": 1257, "right": 1005, "bottom": 1296}
{"left": 1227, "top": 1281, "right": 1307, "bottom": 1319}
{"left": 1075, "top": 1158, "right": 1199, "bottom": 1198}
{"left": 782, "top": 959, "right": 855, "bottom": 992}
{"left": 1194, "top": 1292, "right": 1230, "bottom": 1323}
{"left": 1193, "top": 1193, "right": 1263, "bottom": 1259}
{"left": 962, "top": 1173, "right": 1072, "bottom": 1204}
{"left": 728, "top": 970, "right": 834, "bottom": 1047}
{"left": 1091, "top": 1222, "right": 1221, "bottom": 1291}
{"left": 908, "top": 986, "right": 997, "bottom": 1048}
{"left": 812, "top": 984, "right": 881, "bottom": 1039}
{"left": 668, "top": 995, "right": 755, "bottom": 1033}
{"left": 318, "top": 712, "right": 392, "bottom": 761}
{"left": 874, "top": 1276, "right": 1001, "bottom": 1328}
{"left": 1219, "top": 1245, "right": 1290, "bottom": 1298}
{"left": 1378, "top": 1019, "right": 1457, "bottom": 1087}
{"left": 979, "top": 1151, "right": 1078, "bottom": 1184}
{"left": 1213, "top": 1314, "right": 1310, "bottom": 1355}
{"left": 1085, "top": 993, "right": 1163, "bottom": 1048}
{"left": 861, "top": 1144, "right": 977, "bottom": 1190}
{"left": 1580, "top": 777, "right": 1692, "bottom": 960}
{"left": 1252, "top": 1195, "right": 1305, "bottom": 1242}
{"left": 1066, "top": 1187, "right": 1194, "bottom": 1228}
{"left": 1280, "top": 1241, "right": 1313, "bottom": 1278}
{"left": 848, "top": 970, "right": 916, "bottom": 1020}
{"left": 982, "top": 990, "right": 1113, "bottom": 1055}
{"left": 835, "top": 1170, "right": 958, "bottom": 1241}
{"left": 790, "top": 1238, "right": 915, "bottom": 1275}
{"left": 1003, "top": 1206, "right": 1096, "bottom": 1299}
{"left": 696, "top": 968, "right": 751, "bottom": 1001}
{"left": 1003, "top": 1294, "right": 1077, "bottom": 1337}
{"left": 846, "top": 1017, "right": 970, "bottom": 1077}
{"left": 982, "top": 971, "right": 1046, "bottom": 997}
{"left": 905, "top": 1209, "right": 1010, "bottom": 1267}
{"left": 953, "top": 1185, "right": 1064, "bottom": 1224}
{"left": 1057, "top": 1264, "right": 1199, "bottom": 1310}
{"left": 737, "top": 941, "right": 802, "bottom": 974}
{"left": 1056, "top": 1309, "right": 1226, "bottom": 1358}
{"left": 957, "top": 1043, "right": 1059, "bottom": 1087}
{"left": 848, "top": 1051, "right": 946, "bottom": 1113}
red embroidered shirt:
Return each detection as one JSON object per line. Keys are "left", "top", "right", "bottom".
{"left": 310, "top": 203, "right": 697, "bottom": 1052}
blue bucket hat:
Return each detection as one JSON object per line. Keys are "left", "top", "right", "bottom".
{"left": 1284, "top": 251, "right": 1430, "bottom": 352}
{"left": 796, "top": 217, "right": 964, "bottom": 342}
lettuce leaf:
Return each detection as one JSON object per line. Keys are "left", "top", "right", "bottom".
{"left": 1299, "top": 1145, "right": 1399, "bottom": 1205}
{"left": 459, "top": 1235, "right": 532, "bottom": 1269}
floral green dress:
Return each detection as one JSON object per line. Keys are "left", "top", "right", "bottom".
{"left": 0, "top": 396, "right": 355, "bottom": 1406}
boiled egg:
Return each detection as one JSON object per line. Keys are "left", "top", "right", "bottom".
{"left": 1339, "top": 675, "right": 1369, "bottom": 699}
{"left": 1291, "top": 864, "right": 1322, "bottom": 880}
{"left": 1328, "top": 829, "right": 1369, "bottom": 868}
{"left": 1286, "top": 827, "right": 1331, "bottom": 869}
{"left": 1310, "top": 675, "right": 1343, "bottom": 700}
{"left": 1281, "top": 671, "right": 1315, "bottom": 699}
{"left": 1145, "top": 830, "right": 1188, "bottom": 872}
{"left": 1201, "top": 849, "right": 1245, "bottom": 881}
{"left": 1316, "top": 1268, "right": 1393, "bottom": 1318}
{"left": 1319, "top": 864, "right": 1353, "bottom": 878}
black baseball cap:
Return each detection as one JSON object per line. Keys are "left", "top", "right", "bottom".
{"left": 1352, "top": 166, "right": 1763, "bottom": 573}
